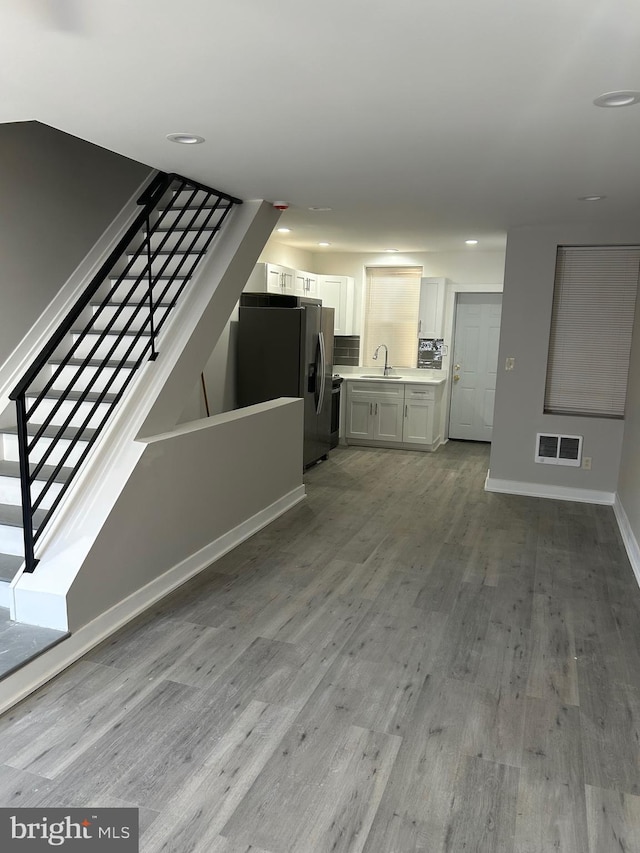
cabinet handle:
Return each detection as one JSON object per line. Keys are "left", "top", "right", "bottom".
{"left": 369, "top": 403, "right": 372, "bottom": 416}
{"left": 375, "top": 402, "right": 378, "bottom": 415}
{"left": 405, "top": 404, "right": 408, "bottom": 417}
{"left": 418, "top": 319, "right": 422, "bottom": 335}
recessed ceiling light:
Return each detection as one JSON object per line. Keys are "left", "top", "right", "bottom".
{"left": 465, "top": 239, "right": 479, "bottom": 245}
{"left": 593, "top": 90, "right": 640, "bottom": 108}
{"left": 318, "top": 242, "right": 331, "bottom": 247}
{"left": 385, "top": 249, "right": 399, "bottom": 253}
{"left": 166, "top": 133, "right": 205, "bottom": 144}
{"left": 309, "top": 207, "right": 332, "bottom": 212}
{"left": 579, "top": 195, "right": 606, "bottom": 201}
{"left": 276, "top": 227, "right": 291, "bottom": 233}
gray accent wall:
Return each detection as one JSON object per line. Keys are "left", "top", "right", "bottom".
{"left": 0, "top": 121, "right": 151, "bottom": 367}
{"left": 489, "top": 223, "right": 639, "bottom": 496}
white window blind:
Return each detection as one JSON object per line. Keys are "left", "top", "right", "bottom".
{"left": 544, "top": 246, "right": 640, "bottom": 418}
{"left": 363, "top": 266, "right": 422, "bottom": 368}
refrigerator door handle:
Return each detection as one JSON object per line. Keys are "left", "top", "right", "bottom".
{"left": 316, "top": 331, "right": 327, "bottom": 415}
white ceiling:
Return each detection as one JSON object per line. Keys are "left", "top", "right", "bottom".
{"left": 2, "top": 0, "right": 640, "bottom": 253}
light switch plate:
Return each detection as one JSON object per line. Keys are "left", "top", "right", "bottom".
{"left": 505, "top": 357, "right": 515, "bottom": 370}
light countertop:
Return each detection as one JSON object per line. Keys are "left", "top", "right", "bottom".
{"left": 336, "top": 370, "right": 446, "bottom": 386}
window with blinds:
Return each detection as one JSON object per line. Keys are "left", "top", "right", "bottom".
{"left": 544, "top": 245, "right": 640, "bottom": 418}
{"left": 362, "top": 266, "right": 422, "bottom": 368}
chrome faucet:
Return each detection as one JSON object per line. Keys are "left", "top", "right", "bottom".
{"left": 373, "top": 344, "right": 392, "bottom": 375}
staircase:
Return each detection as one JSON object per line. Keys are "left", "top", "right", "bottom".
{"left": 0, "top": 173, "right": 242, "bottom": 608}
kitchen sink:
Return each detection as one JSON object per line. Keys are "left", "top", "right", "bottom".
{"left": 360, "top": 375, "right": 404, "bottom": 379}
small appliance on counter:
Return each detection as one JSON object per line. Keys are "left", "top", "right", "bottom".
{"left": 417, "top": 338, "right": 445, "bottom": 369}
{"left": 237, "top": 292, "right": 335, "bottom": 468}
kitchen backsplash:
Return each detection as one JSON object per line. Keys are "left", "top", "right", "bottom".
{"left": 333, "top": 335, "right": 360, "bottom": 366}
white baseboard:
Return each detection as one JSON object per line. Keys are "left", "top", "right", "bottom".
{"left": 0, "top": 484, "right": 305, "bottom": 716}
{"left": 484, "top": 472, "right": 615, "bottom": 505}
{"left": 613, "top": 495, "right": 640, "bottom": 589}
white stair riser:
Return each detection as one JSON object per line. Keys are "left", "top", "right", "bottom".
{"left": 26, "top": 396, "right": 111, "bottom": 430}
{"left": 143, "top": 230, "right": 213, "bottom": 252}
{"left": 50, "top": 363, "right": 134, "bottom": 395}
{"left": 0, "top": 476, "right": 62, "bottom": 510}
{"left": 157, "top": 207, "right": 227, "bottom": 230}
{"left": 71, "top": 331, "right": 151, "bottom": 361}
{"left": 90, "top": 303, "right": 172, "bottom": 332}
{"left": 125, "top": 253, "right": 200, "bottom": 277}
{"left": 0, "top": 524, "right": 26, "bottom": 557}
{"left": 2, "top": 433, "right": 89, "bottom": 467}
{"left": 0, "top": 582, "right": 11, "bottom": 607}
{"left": 107, "top": 277, "right": 186, "bottom": 305}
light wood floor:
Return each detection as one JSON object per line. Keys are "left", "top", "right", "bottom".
{"left": 1, "top": 441, "right": 639, "bottom": 852}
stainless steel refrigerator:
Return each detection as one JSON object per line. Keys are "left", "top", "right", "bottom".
{"left": 237, "top": 293, "right": 334, "bottom": 468}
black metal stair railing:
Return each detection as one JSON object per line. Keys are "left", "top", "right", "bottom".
{"left": 9, "top": 171, "right": 242, "bottom": 573}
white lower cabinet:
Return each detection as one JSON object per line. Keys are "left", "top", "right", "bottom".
{"left": 345, "top": 380, "right": 442, "bottom": 450}
{"left": 403, "top": 385, "right": 435, "bottom": 444}
{"left": 345, "top": 383, "right": 404, "bottom": 441}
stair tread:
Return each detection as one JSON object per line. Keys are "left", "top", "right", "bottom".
{"left": 0, "top": 503, "right": 46, "bottom": 529}
{"left": 25, "top": 388, "right": 119, "bottom": 404}
{"left": 112, "top": 274, "right": 191, "bottom": 280}
{"left": 127, "top": 250, "right": 202, "bottom": 256}
{"left": 0, "top": 423, "right": 96, "bottom": 442}
{"left": 149, "top": 225, "right": 218, "bottom": 233}
{"left": 0, "top": 460, "right": 75, "bottom": 484}
{"left": 160, "top": 203, "right": 231, "bottom": 211}
{"left": 71, "top": 328, "right": 152, "bottom": 338}
{"left": 0, "top": 553, "right": 23, "bottom": 582}
{"left": 90, "top": 300, "right": 174, "bottom": 307}
{"left": 48, "top": 357, "right": 139, "bottom": 370}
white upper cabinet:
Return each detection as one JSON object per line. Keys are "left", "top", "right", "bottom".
{"left": 317, "top": 275, "right": 356, "bottom": 335}
{"left": 418, "top": 277, "right": 448, "bottom": 339}
{"left": 294, "top": 270, "right": 319, "bottom": 298}
{"left": 244, "top": 263, "right": 295, "bottom": 294}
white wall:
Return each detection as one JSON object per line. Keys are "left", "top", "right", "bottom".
{"left": 311, "top": 249, "right": 506, "bottom": 340}
{"left": 489, "top": 223, "right": 639, "bottom": 500}
{"left": 259, "top": 239, "right": 315, "bottom": 271}
{"left": 0, "top": 121, "right": 151, "bottom": 368}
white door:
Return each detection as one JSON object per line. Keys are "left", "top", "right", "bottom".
{"left": 449, "top": 293, "right": 502, "bottom": 441}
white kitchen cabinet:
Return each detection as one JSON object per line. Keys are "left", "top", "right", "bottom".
{"left": 345, "top": 381, "right": 404, "bottom": 442}
{"left": 317, "top": 275, "right": 356, "bottom": 335}
{"left": 244, "top": 262, "right": 295, "bottom": 295}
{"left": 294, "top": 270, "right": 319, "bottom": 298}
{"left": 346, "top": 395, "right": 374, "bottom": 439}
{"left": 345, "top": 379, "right": 443, "bottom": 450}
{"left": 403, "top": 384, "right": 436, "bottom": 445}
{"left": 418, "top": 277, "right": 448, "bottom": 338}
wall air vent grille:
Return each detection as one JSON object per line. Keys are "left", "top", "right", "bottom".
{"left": 535, "top": 433, "right": 583, "bottom": 467}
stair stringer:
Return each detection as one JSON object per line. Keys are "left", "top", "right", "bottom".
{"left": 10, "top": 198, "right": 281, "bottom": 630}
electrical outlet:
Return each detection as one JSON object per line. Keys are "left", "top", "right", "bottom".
{"left": 582, "top": 457, "right": 592, "bottom": 470}
{"left": 505, "top": 357, "right": 515, "bottom": 371}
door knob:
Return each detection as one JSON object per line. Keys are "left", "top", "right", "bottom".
{"left": 453, "top": 374, "right": 460, "bottom": 382}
